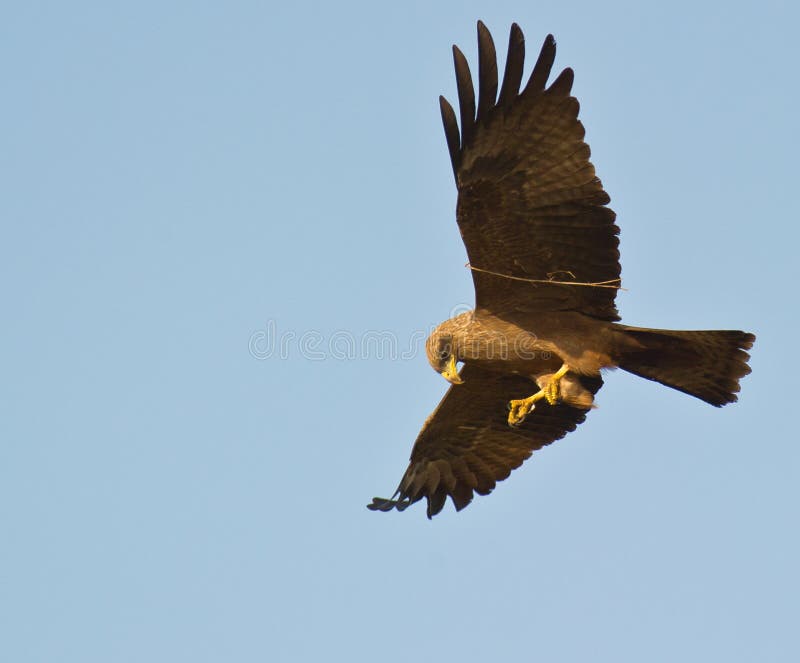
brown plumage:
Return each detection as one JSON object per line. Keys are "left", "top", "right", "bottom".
{"left": 367, "top": 21, "right": 755, "bottom": 519}
{"left": 369, "top": 365, "right": 604, "bottom": 517}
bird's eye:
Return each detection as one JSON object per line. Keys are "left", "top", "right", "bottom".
{"left": 438, "top": 349, "right": 449, "bottom": 360}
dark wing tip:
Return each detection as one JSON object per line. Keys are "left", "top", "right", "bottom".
{"left": 367, "top": 496, "right": 414, "bottom": 512}
{"left": 447, "top": 25, "right": 564, "bottom": 169}
{"left": 439, "top": 95, "right": 460, "bottom": 177}
{"left": 524, "top": 32, "right": 557, "bottom": 94}
{"left": 497, "top": 23, "right": 526, "bottom": 107}
{"left": 366, "top": 498, "right": 393, "bottom": 512}
{"left": 426, "top": 490, "right": 448, "bottom": 519}
{"left": 452, "top": 45, "right": 476, "bottom": 145}
{"left": 450, "top": 483, "right": 475, "bottom": 512}
{"left": 508, "top": 23, "right": 526, "bottom": 52}
{"left": 476, "top": 20, "right": 498, "bottom": 121}
{"left": 548, "top": 66, "right": 575, "bottom": 95}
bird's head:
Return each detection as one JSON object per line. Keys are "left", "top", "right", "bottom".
{"left": 426, "top": 329, "right": 463, "bottom": 384}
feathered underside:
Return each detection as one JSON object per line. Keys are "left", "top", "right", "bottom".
{"left": 368, "top": 365, "right": 603, "bottom": 518}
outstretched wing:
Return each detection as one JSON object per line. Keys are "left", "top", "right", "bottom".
{"left": 440, "top": 22, "right": 621, "bottom": 320}
{"left": 367, "top": 365, "right": 602, "bottom": 518}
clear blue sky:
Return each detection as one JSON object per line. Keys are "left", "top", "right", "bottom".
{"left": 2, "top": 1, "right": 797, "bottom": 661}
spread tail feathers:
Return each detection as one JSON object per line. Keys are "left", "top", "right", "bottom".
{"left": 616, "top": 326, "right": 755, "bottom": 406}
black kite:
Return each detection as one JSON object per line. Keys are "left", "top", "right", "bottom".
{"left": 368, "top": 22, "right": 755, "bottom": 518}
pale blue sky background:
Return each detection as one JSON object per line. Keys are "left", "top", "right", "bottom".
{"left": 2, "top": 1, "right": 798, "bottom": 661}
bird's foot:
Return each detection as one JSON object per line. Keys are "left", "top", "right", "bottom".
{"left": 507, "top": 391, "right": 544, "bottom": 426}
{"left": 507, "top": 364, "right": 572, "bottom": 426}
{"left": 542, "top": 363, "right": 570, "bottom": 405}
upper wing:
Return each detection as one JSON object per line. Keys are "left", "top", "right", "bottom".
{"left": 367, "top": 365, "right": 602, "bottom": 518}
{"left": 440, "top": 22, "right": 621, "bottom": 320}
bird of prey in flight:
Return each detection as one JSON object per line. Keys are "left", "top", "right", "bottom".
{"left": 368, "top": 22, "right": 755, "bottom": 518}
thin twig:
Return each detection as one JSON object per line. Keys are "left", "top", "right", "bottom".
{"left": 466, "top": 263, "right": 625, "bottom": 290}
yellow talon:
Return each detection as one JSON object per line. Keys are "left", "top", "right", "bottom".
{"left": 507, "top": 364, "right": 572, "bottom": 426}
{"left": 508, "top": 391, "right": 545, "bottom": 426}
{"left": 544, "top": 363, "right": 570, "bottom": 405}
{"left": 544, "top": 377, "right": 560, "bottom": 404}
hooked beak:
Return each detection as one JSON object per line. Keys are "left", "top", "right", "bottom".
{"left": 441, "top": 354, "right": 463, "bottom": 385}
